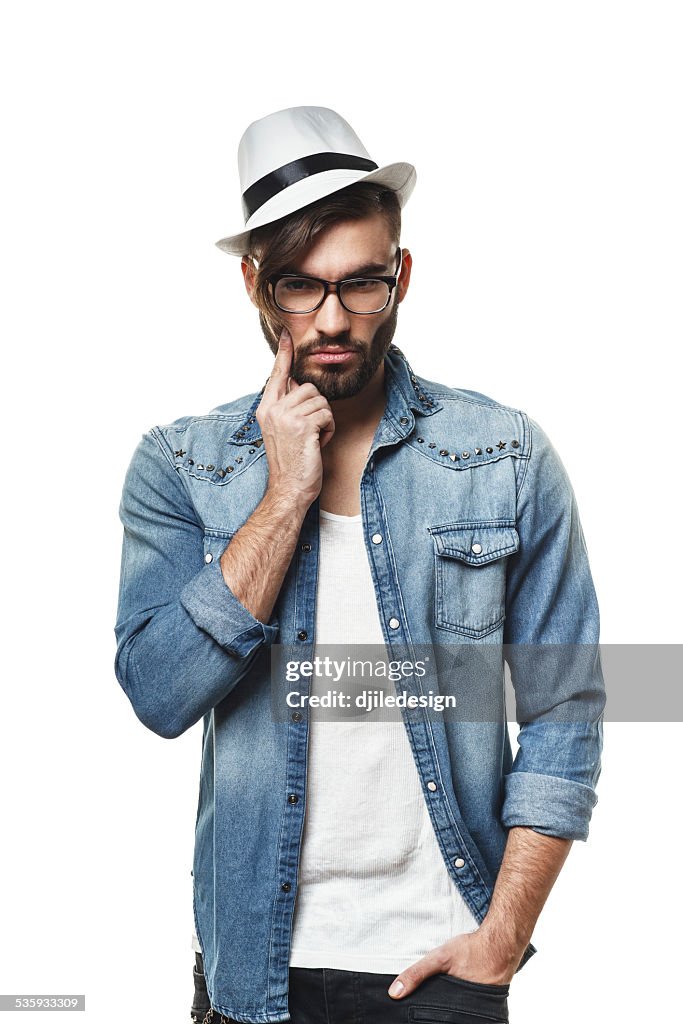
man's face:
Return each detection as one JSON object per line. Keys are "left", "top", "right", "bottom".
{"left": 242, "top": 213, "right": 412, "bottom": 402}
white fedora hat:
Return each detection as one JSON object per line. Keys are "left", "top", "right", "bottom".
{"left": 215, "top": 105, "right": 416, "bottom": 257}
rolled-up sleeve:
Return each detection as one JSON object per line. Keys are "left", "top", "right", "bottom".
{"left": 114, "top": 428, "right": 280, "bottom": 739}
{"left": 180, "top": 560, "right": 280, "bottom": 656}
{"left": 501, "top": 413, "right": 606, "bottom": 841}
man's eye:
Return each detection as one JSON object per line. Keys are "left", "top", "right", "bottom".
{"left": 344, "top": 279, "right": 382, "bottom": 292}
{"left": 282, "top": 279, "right": 317, "bottom": 293}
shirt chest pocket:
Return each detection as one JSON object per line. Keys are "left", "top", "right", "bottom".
{"left": 429, "top": 523, "right": 520, "bottom": 638}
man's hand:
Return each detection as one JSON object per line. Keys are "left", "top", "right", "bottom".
{"left": 387, "top": 928, "right": 519, "bottom": 999}
{"left": 256, "top": 327, "right": 336, "bottom": 510}
{"left": 387, "top": 826, "right": 573, "bottom": 999}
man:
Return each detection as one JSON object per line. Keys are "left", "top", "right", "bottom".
{"left": 114, "top": 106, "right": 605, "bottom": 1024}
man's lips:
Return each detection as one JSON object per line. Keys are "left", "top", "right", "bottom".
{"left": 307, "top": 349, "right": 356, "bottom": 364}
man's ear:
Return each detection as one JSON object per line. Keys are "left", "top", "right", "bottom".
{"left": 397, "top": 248, "right": 412, "bottom": 303}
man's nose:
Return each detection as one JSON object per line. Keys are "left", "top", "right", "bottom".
{"left": 313, "top": 288, "right": 352, "bottom": 335}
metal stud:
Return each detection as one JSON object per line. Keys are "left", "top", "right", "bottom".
{"left": 206, "top": 464, "right": 215, "bottom": 472}
{"left": 449, "top": 453, "right": 459, "bottom": 461}
{"left": 217, "top": 469, "right": 226, "bottom": 479}
{"left": 417, "top": 437, "right": 424, "bottom": 443}
{"left": 174, "top": 449, "right": 186, "bottom": 458}
{"left": 511, "top": 439, "right": 520, "bottom": 448}
{"left": 462, "top": 451, "right": 470, "bottom": 459}
{"left": 254, "top": 439, "right": 263, "bottom": 447}
{"left": 249, "top": 448, "right": 255, "bottom": 454}
{"left": 497, "top": 441, "right": 507, "bottom": 451}
{"left": 227, "top": 466, "right": 234, "bottom": 472}
{"left": 188, "top": 458, "right": 194, "bottom": 465}
{"left": 235, "top": 456, "right": 243, "bottom": 463}
{"left": 486, "top": 447, "right": 493, "bottom": 454}
{"left": 428, "top": 442, "right": 436, "bottom": 448}
{"left": 474, "top": 447, "right": 482, "bottom": 456}
{"left": 196, "top": 464, "right": 205, "bottom": 470}
{"left": 439, "top": 449, "right": 449, "bottom": 456}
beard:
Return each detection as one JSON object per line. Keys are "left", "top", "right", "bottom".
{"left": 258, "top": 298, "right": 400, "bottom": 402}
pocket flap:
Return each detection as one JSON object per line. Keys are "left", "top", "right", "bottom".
{"left": 430, "top": 523, "right": 519, "bottom": 565}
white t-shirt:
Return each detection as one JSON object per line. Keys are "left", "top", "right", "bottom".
{"left": 192, "top": 508, "right": 479, "bottom": 971}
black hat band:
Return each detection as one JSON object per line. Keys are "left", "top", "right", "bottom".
{"left": 241, "top": 151, "right": 379, "bottom": 221}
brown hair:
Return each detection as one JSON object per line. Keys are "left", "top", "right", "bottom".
{"left": 245, "top": 181, "right": 401, "bottom": 340}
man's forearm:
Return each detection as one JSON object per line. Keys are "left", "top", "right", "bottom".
{"left": 478, "top": 826, "right": 572, "bottom": 973}
{"left": 220, "top": 485, "right": 309, "bottom": 625}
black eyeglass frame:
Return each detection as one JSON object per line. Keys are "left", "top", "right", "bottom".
{"left": 267, "top": 247, "right": 403, "bottom": 315}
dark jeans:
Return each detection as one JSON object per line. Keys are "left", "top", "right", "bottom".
{"left": 191, "top": 952, "right": 510, "bottom": 1023}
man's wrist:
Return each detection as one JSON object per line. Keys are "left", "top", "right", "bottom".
{"left": 263, "top": 483, "right": 313, "bottom": 519}
{"left": 477, "top": 917, "right": 530, "bottom": 975}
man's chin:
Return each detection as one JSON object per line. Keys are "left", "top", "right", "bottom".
{"left": 293, "top": 361, "right": 368, "bottom": 402}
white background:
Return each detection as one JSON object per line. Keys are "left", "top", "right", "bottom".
{"left": 1, "top": 2, "right": 681, "bottom": 1022}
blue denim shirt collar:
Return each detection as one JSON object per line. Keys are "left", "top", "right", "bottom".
{"left": 227, "top": 343, "right": 443, "bottom": 446}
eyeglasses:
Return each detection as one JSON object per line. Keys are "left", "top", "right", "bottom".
{"left": 268, "top": 248, "right": 402, "bottom": 315}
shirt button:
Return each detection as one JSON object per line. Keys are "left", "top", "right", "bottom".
{"left": 372, "top": 533, "right": 383, "bottom": 544}
{"left": 388, "top": 617, "right": 400, "bottom": 629}
{"left": 300, "top": 543, "right": 312, "bottom": 552}
{"left": 291, "top": 711, "right": 303, "bottom": 723}
{"left": 281, "top": 882, "right": 292, "bottom": 892}
{"left": 453, "top": 857, "right": 466, "bottom": 869}
{"left": 471, "top": 542, "right": 482, "bottom": 555}
{"left": 287, "top": 793, "right": 299, "bottom": 804}
{"left": 297, "top": 630, "right": 308, "bottom": 641}
{"left": 400, "top": 416, "right": 409, "bottom": 424}
{"left": 427, "top": 781, "right": 438, "bottom": 792}
{"left": 204, "top": 553, "right": 213, "bottom": 564}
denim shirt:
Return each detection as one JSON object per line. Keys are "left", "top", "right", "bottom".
{"left": 114, "top": 343, "right": 605, "bottom": 1024}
